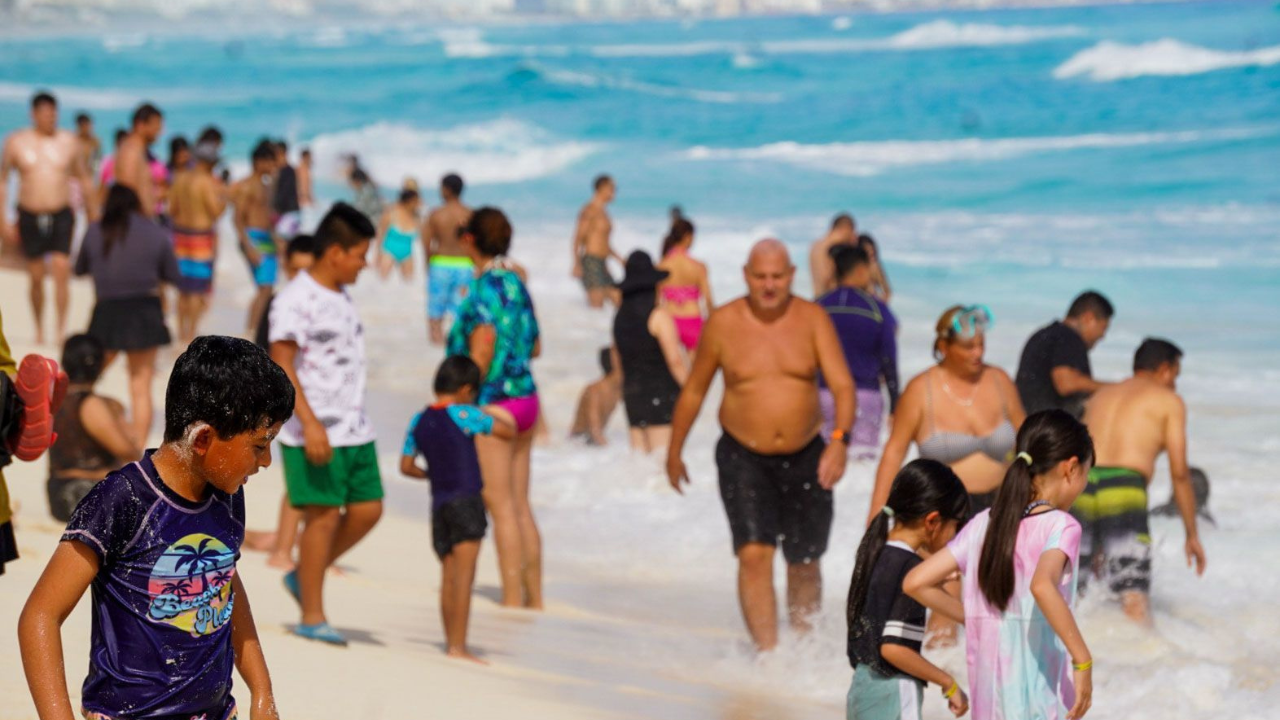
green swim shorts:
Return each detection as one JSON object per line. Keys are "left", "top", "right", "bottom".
{"left": 282, "top": 441, "right": 384, "bottom": 508}
{"left": 847, "top": 664, "right": 924, "bottom": 720}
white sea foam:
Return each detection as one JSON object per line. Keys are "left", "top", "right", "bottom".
{"left": 685, "top": 127, "right": 1270, "bottom": 177}
{"left": 459, "top": 21, "right": 1084, "bottom": 60}
{"left": 305, "top": 118, "right": 599, "bottom": 186}
{"left": 1055, "top": 38, "right": 1280, "bottom": 81}
{"left": 526, "top": 62, "right": 782, "bottom": 104}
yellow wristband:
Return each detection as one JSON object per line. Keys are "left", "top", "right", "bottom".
{"left": 943, "top": 681, "right": 959, "bottom": 699}
{"left": 1073, "top": 660, "right": 1093, "bottom": 672}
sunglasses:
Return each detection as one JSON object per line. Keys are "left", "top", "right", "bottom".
{"left": 949, "top": 304, "right": 994, "bottom": 340}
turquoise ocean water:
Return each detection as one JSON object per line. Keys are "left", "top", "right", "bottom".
{"left": 3, "top": 2, "right": 1280, "bottom": 717}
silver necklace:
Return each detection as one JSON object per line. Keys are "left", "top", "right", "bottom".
{"left": 941, "top": 380, "right": 976, "bottom": 407}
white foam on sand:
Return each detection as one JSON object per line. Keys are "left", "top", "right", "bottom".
{"left": 684, "top": 126, "right": 1271, "bottom": 177}
{"left": 306, "top": 118, "right": 600, "bottom": 186}
{"left": 1054, "top": 39, "right": 1280, "bottom": 82}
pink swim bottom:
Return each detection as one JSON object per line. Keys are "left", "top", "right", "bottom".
{"left": 493, "top": 394, "right": 540, "bottom": 433}
{"left": 672, "top": 315, "right": 704, "bottom": 352}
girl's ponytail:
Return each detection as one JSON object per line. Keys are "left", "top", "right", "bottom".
{"left": 848, "top": 459, "right": 968, "bottom": 628}
{"left": 978, "top": 409, "right": 1095, "bottom": 611}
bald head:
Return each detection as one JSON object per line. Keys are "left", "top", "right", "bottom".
{"left": 743, "top": 238, "right": 795, "bottom": 312}
{"left": 746, "top": 238, "right": 792, "bottom": 270}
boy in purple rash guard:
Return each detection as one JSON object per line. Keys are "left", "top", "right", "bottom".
{"left": 817, "top": 244, "right": 899, "bottom": 459}
{"left": 18, "top": 336, "right": 295, "bottom": 720}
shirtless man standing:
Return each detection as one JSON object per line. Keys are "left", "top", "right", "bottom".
{"left": 114, "top": 103, "right": 164, "bottom": 219}
{"left": 807, "top": 213, "right": 855, "bottom": 298}
{"left": 0, "top": 92, "right": 97, "bottom": 346}
{"left": 666, "top": 239, "right": 856, "bottom": 651}
{"left": 233, "top": 141, "right": 283, "bottom": 337}
{"left": 572, "top": 174, "right": 623, "bottom": 308}
{"left": 168, "top": 141, "right": 228, "bottom": 344}
{"left": 421, "top": 173, "right": 473, "bottom": 344}
{"left": 74, "top": 113, "right": 101, "bottom": 173}
{"left": 1078, "top": 337, "right": 1206, "bottom": 624}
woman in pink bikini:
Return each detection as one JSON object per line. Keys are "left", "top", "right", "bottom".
{"left": 656, "top": 218, "right": 714, "bottom": 354}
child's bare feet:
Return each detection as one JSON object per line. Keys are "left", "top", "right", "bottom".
{"left": 266, "top": 552, "right": 295, "bottom": 570}
{"left": 447, "top": 648, "right": 489, "bottom": 665}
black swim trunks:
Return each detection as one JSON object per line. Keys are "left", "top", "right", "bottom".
{"left": 18, "top": 207, "right": 74, "bottom": 259}
{"left": 715, "top": 433, "right": 832, "bottom": 564}
{"left": 432, "top": 494, "right": 487, "bottom": 559}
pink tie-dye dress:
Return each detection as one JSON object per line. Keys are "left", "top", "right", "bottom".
{"left": 947, "top": 508, "right": 1083, "bottom": 720}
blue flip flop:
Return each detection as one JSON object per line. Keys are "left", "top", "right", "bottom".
{"left": 293, "top": 622, "right": 348, "bottom": 646}
{"left": 282, "top": 571, "right": 301, "bottom": 606}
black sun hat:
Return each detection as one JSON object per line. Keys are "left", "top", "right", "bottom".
{"left": 617, "top": 250, "right": 670, "bottom": 295}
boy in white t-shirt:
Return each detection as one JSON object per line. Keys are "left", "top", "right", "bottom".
{"left": 268, "top": 202, "right": 380, "bottom": 646}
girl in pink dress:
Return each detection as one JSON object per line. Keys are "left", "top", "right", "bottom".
{"left": 905, "top": 410, "right": 1096, "bottom": 720}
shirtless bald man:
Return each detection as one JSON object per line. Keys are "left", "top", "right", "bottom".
{"left": 1077, "top": 337, "right": 1206, "bottom": 624}
{"left": 666, "top": 238, "right": 856, "bottom": 651}
{"left": 0, "top": 92, "right": 97, "bottom": 346}
{"left": 807, "top": 212, "right": 855, "bottom": 298}
{"left": 114, "top": 103, "right": 164, "bottom": 219}
{"left": 572, "top": 174, "right": 623, "bottom": 308}
{"left": 422, "top": 173, "right": 473, "bottom": 344}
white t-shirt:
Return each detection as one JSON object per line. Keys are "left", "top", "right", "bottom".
{"left": 268, "top": 271, "right": 375, "bottom": 448}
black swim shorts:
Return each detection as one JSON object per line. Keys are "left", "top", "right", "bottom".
{"left": 432, "top": 495, "right": 487, "bottom": 559}
{"left": 18, "top": 207, "right": 74, "bottom": 259}
{"left": 715, "top": 433, "right": 832, "bottom": 564}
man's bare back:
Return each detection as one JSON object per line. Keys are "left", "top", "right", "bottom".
{"left": 425, "top": 201, "right": 471, "bottom": 258}
{"left": 115, "top": 135, "right": 155, "bottom": 217}
{"left": 169, "top": 170, "right": 224, "bottom": 232}
{"left": 705, "top": 298, "right": 828, "bottom": 454}
{"left": 2, "top": 128, "right": 83, "bottom": 213}
{"left": 1085, "top": 376, "right": 1184, "bottom": 482}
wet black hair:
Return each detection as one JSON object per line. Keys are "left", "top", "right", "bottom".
{"left": 285, "top": 234, "right": 316, "bottom": 258}
{"left": 300, "top": 147, "right": 311, "bottom": 158}
{"left": 857, "top": 233, "right": 878, "bottom": 251}
{"left": 1066, "top": 290, "right": 1114, "bottom": 321}
{"left": 131, "top": 102, "right": 162, "bottom": 127}
{"left": 441, "top": 173, "right": 463, "bottom": 197}
{"left": 598, "top": 346, "right": 614, "bottom": 376}
{"left": 275, "top": 139, "right": 288, "bottom": 153}
{"left": 978, "top": 410, "right": 1095, "bottom": 611}
{"left": 399, "top": 188, "right": 420, "bottom": 204}
{"left": 467, "top": 206, "right": 512, "bottom": 258}
{"left": 101, "top": 184, "right": 141, "bottom": 258}
{"left": 313, "top": 202, "right": 376, "bottom": 257}
{"left": 832, "top": 212, "right": 855, "bottom": 230}
{"left": 593, "top": 174, "right": 612, "bottom": 191}
{"left": 197, "top": 125, "right": 223, "bottom": 146}
{"left": 1134, "top": 337, "right": 1182, "bottom": 373}
{"left": 113, "top": 128, "right": 128, "bottom": 146}
{"left": 168, "top": 136, "right": 189, "bottom": 171}
{"left": 251, "top": 139, "right": 275, "bottom": 164}
{"left": 75, "top": 112, "right": 91, "bottom": 125}
{"left": 847, "top": 459, "right": 969, "bottom": 630}
{"left": 31, "top": 91, "right": 56, "bottom": 109}
{"left": 162, "top": 335, "right": 295, "bottom": 443}
{"left": 434, "top": 355, "right": 482, "bottom": 395}
{"left": 62, "top": 334, "right": 106, "bottom": 385}
{"left": 830, "top": 243, "right": 870, "bottom": 279}
{"left": 661, "top": 218, "right": 695, "bottom": 257}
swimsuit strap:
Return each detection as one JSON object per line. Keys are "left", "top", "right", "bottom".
{"left": 992, "top": 366, "right": 1011, "bottom": 421}
{"left": 924, "top": 368, "right": 936, "bottom": 435}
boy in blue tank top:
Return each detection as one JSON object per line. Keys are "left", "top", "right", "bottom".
{"left": 18, "top": 336, "right": 296, "bottom": 720}
{"left": 401, "top": 355, "right": 514, "bottom": 664}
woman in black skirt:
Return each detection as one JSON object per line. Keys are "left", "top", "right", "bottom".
{"left": 75, "top": 184, "right": 180, "bottom": 443}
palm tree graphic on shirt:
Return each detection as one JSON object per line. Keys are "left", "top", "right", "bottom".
{"left": 173, "top": 537, "right": 223, "bottom": 595}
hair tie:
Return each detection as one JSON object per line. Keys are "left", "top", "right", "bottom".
{"left": 1017, "top": 451, "right": 1033, "bottom": 465}
{"left": 881, "top": 506, "right": 895, "bottom": 518}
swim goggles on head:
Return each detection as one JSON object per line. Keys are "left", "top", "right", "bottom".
{"left": 949, "top": 304, "right": 994, "bottom": 340}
